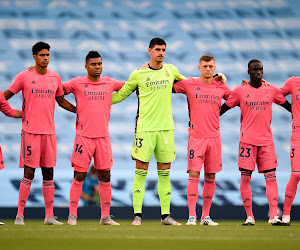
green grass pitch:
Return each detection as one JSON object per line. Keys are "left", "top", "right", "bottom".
{"left": 0, "top": 220, "right": 299, "bottom": 250}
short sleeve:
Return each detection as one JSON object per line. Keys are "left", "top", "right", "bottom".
{"left": 273, "top": 86, "right": 286, "bottom": 105}
{"left": 64, "top": 78, "right": 76, "bottom": 95}
{"left": 225, "top": 86, "right": 240, "bottom": 108}
{"left": 280, "top": 77, "right": 293, "bottom": 97}
{"left": 223, "top": 84, "right": 231, "bottom": 100}
{"left": 173, "top": 79, "right": 189, "bottom": 94}
{"left": 7, "top": 72, "right": 24, "bottom": 95}
{"left": 55, "top": 75, "right": 64, "bottom": 97}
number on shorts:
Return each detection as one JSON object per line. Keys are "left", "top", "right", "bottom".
{"left": 135, "top": 138, "right": 143, "bottom": 148}
{"left": 26, "top": 146, "right": 32, "bottom": 156}
{"left": 75, "top": 144, "right": 83, "bottom": 154}
{"left": 189, "top": 150, "right": 194, "bottom": 159}
{"left": 291, "top": 148, "right": 295, "bottom": 158}
{"left": 239, "top": 147, "right": 251, "bottom": 158}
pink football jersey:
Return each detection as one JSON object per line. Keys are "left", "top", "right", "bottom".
{"left": 225, "top": 84, "right": 286, "bottom": 146}
{"left": 8, "top": 68, "right": 64, "bottom": 134}
{"left": 174, "top": 77, "right": 231, "bottom": 138}
{"left": 64, "top": 76, "right": 125, "bottom": 138}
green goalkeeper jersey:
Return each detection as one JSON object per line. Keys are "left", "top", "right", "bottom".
{"left": 111, "top": 64, "right": 185, "bottom": 132}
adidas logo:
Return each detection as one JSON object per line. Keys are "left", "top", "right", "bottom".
{"left": 146, "top": 78, "right": 151, "bottom": 81}
{"left": 31, "top": 81, "right": 36, "bottom": 84}
{"left": 188, "top": 194, "right": 197, "bottom": 196}
{"left": 134, "top": 190, "right": 141, "bottom": 193}
{"left": 84, "top": 84, "right": 88, "bottom": 87}
{"left": 246, "top": 94, "right": 250, "bottom": 98}
{"left": 196, "top": 87, "right": 201, "bottom": 90}
{"left": 166, "top": 192, "right": 171, "bottom": 196}
{"left": 298, "top": 88, "right": 300, "bottom": 91}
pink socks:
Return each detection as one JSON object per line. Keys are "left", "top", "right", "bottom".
{"left": 240, "top": 171, "right": 254, "bottom": 219}
{"left": 99, "top": 181, "right": 111, "bottom": 219}
{"left": 264, "top": 171, "right": 278, "bottom": 220}
{"left": 187, "top": 177, "right": 199, "bottom": 218}
{"left": 283, "top": 171, "right": 300, "bottom": 216}
{"left": 17, "top": 177, "right": 32, "bottom": 218}
{"left": 69, "top": 178, "right": 84, "bottom": 218}
{"left": 201, "top": 178, "right": 216, "bottom": 219}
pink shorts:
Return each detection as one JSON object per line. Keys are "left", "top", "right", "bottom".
{"left": 20, "top": 131, "right": 57, "bottom": 168}
{"left": 0, "top": 146, "right": 5, "bottom": 170}
{"left": 238, "top": 142, "right": 278, "bottom": 173}
{"left": 70, "top": 134, "right": 113, "bottom": 171}
{"left": 290, "top": 139, "right": 300, "bottom": 171}
{"left": 187, "top": 136, "right": 222, "bottom": 174}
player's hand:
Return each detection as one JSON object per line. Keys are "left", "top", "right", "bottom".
{"left": 241, "top": 79, "right": 248, "bottom": 85}
{"left": 27, "top": 66, "right": 34, "bottom": 71}
{"left": 262, "top": 79, "right": 270, "bottom": 86}
{"left": 140, "top": 63, "right": 148, "bottom": 69}
{"left": 214, "top": 73, "right": 227, "bottom": 83}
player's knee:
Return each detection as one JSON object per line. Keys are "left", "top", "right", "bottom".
{"left": 74, "top": 171, "right": 87, "bottom": 182}
{"left": 204, "top": 172, "right": 215, "bottom": 179}
{"left": 24, "top": 165, "right": 35, "bottom": 180}
{"left": 41, "top": 167, "right": 53, "bottom": 180}
{"left": 98, "top": 170, "right": 110, "bottom": 182}
{"left": 291, "top": 171, "right": 300, "bottom": 182}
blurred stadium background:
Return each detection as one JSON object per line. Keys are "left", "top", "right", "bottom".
{"left": 0, "top": 0, "right": 299, "bottom": 220}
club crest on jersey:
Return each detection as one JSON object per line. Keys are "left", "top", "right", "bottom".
{"left": 51, "top": 80, "right": 54, "bottom": 87}
{"left": 165, "top": 70, "right": 169, "bottom": 77}
{"left": 216, "top": 87, "right": 219, "bottom": 93}
{"left": 265, "top": 91, "right": 269, "bottom": 98}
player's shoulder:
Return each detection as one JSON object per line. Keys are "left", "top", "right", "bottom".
{"left": 163, "top": 63, "right": 178, "bottom": 71}
{"left": 286, "top": 76, "right": 300, "bottom": 83}
{"left": 47, "top": 69, "right": 61, "bottom": 78}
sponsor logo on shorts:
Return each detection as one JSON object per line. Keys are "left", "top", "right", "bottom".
{"left": 166, "top": 192, "right": 171, "bottom": 195}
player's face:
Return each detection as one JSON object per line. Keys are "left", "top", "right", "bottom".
{"left": 148, "top": 45, "right": 166, "bottom": 63}
{"left": 33, "top": 49, "right": 50, "bottom": 68}
{"left": 85, "top": 57, "right": 103, "bottom": 77}
{"left": 248, "top": 62, "right": 263, "bottom": 80}
{"left": 198, "top": 60, "right": 216, "bottom": 79}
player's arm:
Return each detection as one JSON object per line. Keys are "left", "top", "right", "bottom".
{"left": 55, "top": 95, "right": 76, "bottom": 113}
{"left": 0, "top": 95, "right": 22, "bottom": 118}
{"left": 62, "top": 84, "right": 68, "bottom": 95}
{"left": 3, "top": 90, "right": 15, "bottom": 101}
{"left": 220, "top": 103, "right": 232, "bottom": 116}
{"left": 111, "top": 72, "right": 138, "bottom": 104}
{"left": 280, "top": 100, "right": 292, "bottom": 113}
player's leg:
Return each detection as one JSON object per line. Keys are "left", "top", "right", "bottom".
{"left": 200, "top": 137, "right": 222, "bottom": 226}
{"left": 68, "top": 168, "right": 87, "bottom": 225}
{"left": 131, "top": 131, "right": 153, "bottom": 225}
{"left": 132, "top": 160, "right": 149, "bottom": 225}
{"left": 257, "top": 143, "right": 284, "bottom": 225}
{"left": 283, "top": 140, "right": 300, "bottom": 224}
{"left": 40, "top": 134, "right": 62, "bottom": 225}
{"left": 185, "top": 136, "right": 205, "bottom": 225}
{"left": 155, "top": 130, "right": 180, "bottom": 226}
{"left": 15, "top": 165, "right": 35, "bottom": 225}
{"left": 68, "top": 134, "right": 94, "bottom": 225}
{"left": 15, "top": 131, "right": 40, "bottom": 225}
{"left": 98, "top": 170, "right": 119, "bottom": 225}
{"left": 186, "top": 170, "right": 200, "bottom": 225}
{"left": 96, "top": 136, "right": 119, "bottom": 225}
{"left": 238, "top": 143, "right": 256, "bottom": 225}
